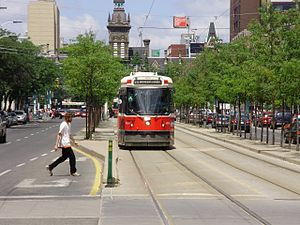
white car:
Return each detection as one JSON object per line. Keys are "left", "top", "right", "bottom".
{"left": 14, "top": 110, "right": 28, "bottom": 124}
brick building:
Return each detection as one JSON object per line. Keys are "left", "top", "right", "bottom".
{"left": 230, "top": 0, "right": 296, "bottom": 41}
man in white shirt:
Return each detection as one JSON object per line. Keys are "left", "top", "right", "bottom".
{"left": 46, "top": 112, "right": 80, "bottom": 176}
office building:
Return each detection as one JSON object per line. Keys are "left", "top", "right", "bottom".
{"left": 28, "top": 0, "right": 60, "bottom": 55}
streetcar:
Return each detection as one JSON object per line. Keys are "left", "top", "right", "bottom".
{"left": 117, "top": 72, "right": 175, "bottom": 148}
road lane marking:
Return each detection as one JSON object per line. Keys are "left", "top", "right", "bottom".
{"left": 41, "top": 153, "right": 48, "bottom": 157}
{"left": 16, "top": 139, "right": 21, "bottom": 142}
{"left": 50, "top": 150, "right": 55, "bottom": 152}
{"left": 31, "top": 133, "right": 34, "bottom": 136}
{"left": 0, "top": 169, "right": 12, "bottom": 177}
{"left": 73, "top": 147, "right": 102, "bottom": 196}
{"left": 5, "top": 142, "right": 12, "bottom": 145}
{"left": 24, "top": 137, "right": 29, "bottom": 139}
{"left": 16, "top": 178, "right": 72, "bottom": 188}
{"left": 16, "top": 163, "right": 26, "bottom": 168}
{"left": 30, "top": 157, "right": 38, "bottom": 161}
{"left": 36, "top": 132, "right": 39, "bottom": 134}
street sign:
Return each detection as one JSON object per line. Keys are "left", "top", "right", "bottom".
{"left": 151, "top": 49, "right": 160, "bottom": 57}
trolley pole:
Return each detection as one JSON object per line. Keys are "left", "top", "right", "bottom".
{"left": 107, "top": 140, "right": 113, "bottom": 185}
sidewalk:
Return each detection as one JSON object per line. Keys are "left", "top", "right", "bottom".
{"left": 176, "top": 122, "right": 300, "bottom": 166}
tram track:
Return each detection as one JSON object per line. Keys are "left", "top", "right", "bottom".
{"left": 130, "top": 149, "right": 272, "bottom": 225}
{"left": 129, "top": 150, "right": 174, "bottom": 225}
{"left": 164, "top": 151, "right": 272, "bottom": 225}
{"left": 176, "top": 126, "right": 300, "bottom": 196}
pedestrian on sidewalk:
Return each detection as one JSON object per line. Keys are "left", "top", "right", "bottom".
{"left": 46, "top": 112, "right": 80, "bottom": 176}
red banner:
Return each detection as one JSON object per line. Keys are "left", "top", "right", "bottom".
{"left": 173, "top": 16, "right": 188, "bottom": 28}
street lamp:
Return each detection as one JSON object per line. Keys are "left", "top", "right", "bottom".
{"left": 0, "top": 20, "right": 23, "bottom": 27}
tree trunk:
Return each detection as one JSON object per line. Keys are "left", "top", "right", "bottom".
{"left": 261, "top": 103, "right": 264, "bottom": 143}
{"left": 272, "top": 99, "right": 276, "bottom": 145}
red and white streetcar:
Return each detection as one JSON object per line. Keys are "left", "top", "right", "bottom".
{"left": 117, "top": 72, "right": 175, "bottom": 148}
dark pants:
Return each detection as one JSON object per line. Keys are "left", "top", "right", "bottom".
{"left": 49, "top": 147, "right": 77, "bottom": 174}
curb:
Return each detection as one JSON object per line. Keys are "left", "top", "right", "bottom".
{"left": 176, "top": 123, "right": 300, "bottom": 166}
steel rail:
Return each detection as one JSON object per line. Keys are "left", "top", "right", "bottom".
{"left": 164, "top": 151, "right": 272, "bottom": 225}
{"left": 129, "top": 150, "right": 174, "bottom": 225}
{"left": 176, "top": 127, "right": 300, "bottom": 195}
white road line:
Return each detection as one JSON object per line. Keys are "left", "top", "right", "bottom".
{"left": 50, "top": 150, "right": 55, "bottom": 152}
{"left": 16, "top": 163, "right": 26, "bottom": 168}
{"left": 5, "top": 142, "right": 12, "bottom": 145}
{"left": 0, "top": 169, "right": 12, "bottom": 177}
{"left": 30, "top": 133, "right": 34, "bottom": 136}
{"left": 41, "top": 153, "right": 48, "bottom": 157}
{"left": 41, "top": 130, "right": 45, "bottom": 132}
{"left": 24, "top": 137, "right": 29, "bottom": 139}
{"left": 16, "top": 139, "right": 21, "bottom": 142}
{"left": 30, "top": 157, "right": 38, "bottom": 161}
{"left": 36, "top": 132, "right": 39, "bottom": 134}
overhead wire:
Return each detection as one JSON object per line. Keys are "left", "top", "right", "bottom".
{"left": 137, "top": 0, "right": 155, "bottom": 46}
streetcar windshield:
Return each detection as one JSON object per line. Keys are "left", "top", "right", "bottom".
{"left": 126, "top": 88, "right": 173, "bottom": 115}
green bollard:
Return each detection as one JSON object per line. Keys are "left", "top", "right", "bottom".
{"left": 107, "top": 140, "right": 113, "bottom": 185}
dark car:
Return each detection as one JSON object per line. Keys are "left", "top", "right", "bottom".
{"left": 212, "top": 114, "right": 230, "bottom": 128}
{"left": 0, "top": 111, "right": 9, "bottom": 127}
{"left": 284, "top": 121, "right": 300, "bottom": 144}
{"left": 0, "top": 116, "right": 7, "bottom": 143}
{"left": 230, "top": 115, "right": 251, "bottom": 133}
{"left": 274, "top": 112, "right": 292, "bottom": 129}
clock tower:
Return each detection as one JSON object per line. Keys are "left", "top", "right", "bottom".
{"left": 107, "top": 0, "right": 131, "bottom": 60}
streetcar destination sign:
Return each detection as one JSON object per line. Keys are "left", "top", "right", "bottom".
{"left": 134, "top": 80, "right": 162, "bottom": 85}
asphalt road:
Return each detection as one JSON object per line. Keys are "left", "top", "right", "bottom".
{"left": 0, "top": 117, "right": 97, "bottom": 197}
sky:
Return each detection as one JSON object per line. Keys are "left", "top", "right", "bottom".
{"left": 0, "top": 0, "right": 230, "bottom": 51}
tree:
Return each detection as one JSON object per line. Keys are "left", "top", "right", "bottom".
{"left": 62, "top": 32, "right": 129, "bottom": 139}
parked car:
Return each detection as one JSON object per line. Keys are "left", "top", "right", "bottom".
{"left": 0, "top": 116, "right": 7, "bottom": 143}
{"left": 274, "top": 112, "right": 292, "bottom": 129}
{"left": 0, "top": 111, "right": 9, "bottom": 127}
{"left": 212, "top": 114, "right": 230, "bottom": 128}
{"left": 81, "top": 108, "right": 87, "bottom": 117}
{"left": 14, "top": 110, "right": 28, "bottom": 124}
{"left": 7, "top": 112, "right": 18, "bottom": 127}
{"left": 58, "top": 109, "right": 67, "bottom": 119}
{"left": 230, "top": 114, "right": 251, "bottom": 133}
{"left": 72, "top": 109, "right": 81, "bottom": 117}
{"left": 284, "top": 121, "right": 300, "bottom": 144}
{"left": 255, "top": 112, "right": 273, "bottom": 127}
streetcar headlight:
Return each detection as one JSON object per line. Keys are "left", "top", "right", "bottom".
{"left": 145, "top": 121, "right": 151, "bottom": 126}
{"left": 162, "top": 123, "right": 165, "bottom": 128}
{"left": 130, "top": 123, "right": 134, "bottom": 127}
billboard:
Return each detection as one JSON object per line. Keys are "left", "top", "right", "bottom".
{"left": 173, "top": 16, "right": 189, "bottom": 28}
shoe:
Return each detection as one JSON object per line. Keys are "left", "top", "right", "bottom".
{"left": 71, "top": 172, "right": 80, "bottom": 176}
{"left": 46, "top": 165, "right": 53, "bottom": 176}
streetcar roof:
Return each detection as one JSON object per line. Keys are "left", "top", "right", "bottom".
{"left": 121, "top": 72, "right": 173, "bottom": 87}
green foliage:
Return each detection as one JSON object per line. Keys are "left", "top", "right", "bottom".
{"left": 62, "top": 32, "right": 129, "bottom": 107}
{"left": 0, "top": 29, "right": 60, "bottom": 110}
{"left": 171, "top": 6, "right": 300, "bottom": 111}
